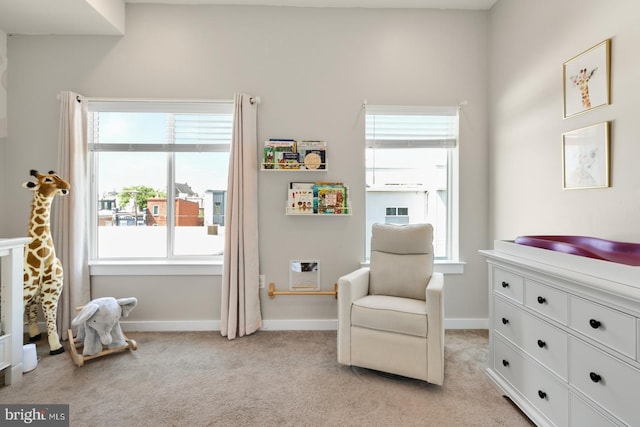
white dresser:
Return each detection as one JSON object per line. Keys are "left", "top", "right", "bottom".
{"left": 480, "top": 240, "right": 640, "bottom": 427}
{"left": 0, "top": 237, "right": 30, "bottom": 385}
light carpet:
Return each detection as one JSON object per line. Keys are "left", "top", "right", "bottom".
{"left": 0, "top": 329, "right": 533, "bottom": 426}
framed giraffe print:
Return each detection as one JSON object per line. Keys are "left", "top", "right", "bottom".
{"left": 563, "top": 39, "right": 611, "bottom": 119}
{"left": 562, "top": 121, "right": 610, "bottom": 190}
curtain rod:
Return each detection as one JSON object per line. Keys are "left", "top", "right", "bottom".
{"left": 362, "top": 99, "right": 468, "bottom": 110}
{"left": 77, "top": 96, "right": 233, "bottom": 104}
{"left": 56, "top": 93, "right": 262, "bottom": 105}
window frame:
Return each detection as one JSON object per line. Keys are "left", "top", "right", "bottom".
{"left": 87, "top": 99, "right": 233, "bottom": 272}
{"left": 364, "top": 105, "right": 461, "bottom": 268}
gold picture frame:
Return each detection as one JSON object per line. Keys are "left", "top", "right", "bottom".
{"left": 563, "top": 39, "right": 611, "bottom": 119}
{"left": 562, "top": 122, "right": 610, "bottom": 190}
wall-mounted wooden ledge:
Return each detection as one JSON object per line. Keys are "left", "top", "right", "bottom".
{"left": 268, "top": 282, "right": 338, "bottom": 299}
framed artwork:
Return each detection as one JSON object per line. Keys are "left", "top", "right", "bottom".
{"left": 563, "top": 39, "right": 611, "bottom": 119}
{"left": 562, "top": 122, "right": 610, "bottom": 190}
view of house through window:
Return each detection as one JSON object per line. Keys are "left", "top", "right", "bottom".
{"left": 88, "top": 101, "right": 233, "bottom": 260}
{"left": 365, "top": 105, "right": 459, "bottom": 260}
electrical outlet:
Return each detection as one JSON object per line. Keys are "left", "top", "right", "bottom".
{"left": 259, "top": 275, "right": 266, "bottom": 289}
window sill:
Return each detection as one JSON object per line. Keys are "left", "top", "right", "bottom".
{"left": 360, "top": 259, "right": 465, "bottom": 275}
{"left": 89, "top": 260, "right": 223, "bottom": 276}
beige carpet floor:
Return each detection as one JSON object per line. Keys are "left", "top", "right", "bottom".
{"left": 0, "top": 329, "right": 533, "bottom": 427}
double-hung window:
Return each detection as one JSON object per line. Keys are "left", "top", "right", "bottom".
{"left": 365, "top": 105, "right": 459, "bottom": 262}
{"left": 88, "top": 100, "right": 233, "bottom": 261}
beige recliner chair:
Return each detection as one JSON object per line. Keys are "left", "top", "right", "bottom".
{"left": 337, "top": 223, "right": 445, "bottom": 385}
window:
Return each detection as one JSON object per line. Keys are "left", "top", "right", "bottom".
{"left": 88, "top": 100, "right": 233, "bottom": 261}
{"left": 385, "top": 206, "right": 410, "bottom": 225}
{"left": 385, "top": 207, "right": 409, "bottom": 216}
{"left": 365, "top": 105, "right": 459, "bottom": 260}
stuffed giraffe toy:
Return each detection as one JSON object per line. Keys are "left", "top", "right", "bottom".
{"left": 23, "top": 169, "right": 70, "bottom": 355}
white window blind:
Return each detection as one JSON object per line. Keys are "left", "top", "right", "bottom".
{"left": 365, "top": 105, "right": 458, "bottom": 149}
{"left": 88, "top": 101, "right": 233, "bottom": 152}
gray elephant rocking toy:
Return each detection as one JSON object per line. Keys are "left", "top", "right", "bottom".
{"left": 68, "top": 297, "right": 138, "bottom": 367}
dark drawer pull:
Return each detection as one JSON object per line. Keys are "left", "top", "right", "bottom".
{"left": 502, "top": 360, "right": 509, "bottom": 367}
{"left": 590, "top": 372, "right": 602, "bottom": 383}
{"left": 589, "top": 319, "right": 601, "bottom": 329}
{"left": 537, "top": 339, "right": 546, "bottom": 348}
{"left": 538, "top": 390, "right": 547, "bottom": 399}
{"left": 501, "top": 281, "right": 509, "bottom": 288}
{"left": 502, "top": 318, "right": 509, "bottom": 325}
{"left": 537, "top": 296, "right": 546, "bottom": 304}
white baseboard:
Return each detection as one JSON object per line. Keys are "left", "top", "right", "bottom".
{"left": 120, "top": 320, "right": 220, "bottom": 332}
{"left": 119, "top": 319, "right": 338, "bottom": 332}
{"left": 261, "top": 319, "right": 338, "bottom": 331}
{"left": 29, "top": 318, "right": 488, "bottom": 334}
{"left": 444, "top": 318, "right": 488, "bottom": 329}
{"left": 117, "top": 317, "right": 488, "bottom": 332}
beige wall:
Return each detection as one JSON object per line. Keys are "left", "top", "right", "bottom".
{"left": 489, "top": 0, "right": 640, "bottom": 242}
{"left": 4, "top": 5, "right": 490, "bottom": 327}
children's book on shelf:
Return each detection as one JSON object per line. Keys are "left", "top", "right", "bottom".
{"left": 263, "top": 139, "right": 295, "bottom": 169}
{"left": 297, "top": 140, "right": 326, "bottom": 170}
{"left": 314, "top": 182, "right": 347, "bottom": 214}
{"left": 287, "top": 181, "right": 348, "bottom": 214}
{"left": 288, "top": 182, "right": 315, "bottom": 214}
{"left": 281, "top": 152, "right": 300, "bottom": 170}
{"left": 263, "top": 139, "right": 326, "bottom": 170}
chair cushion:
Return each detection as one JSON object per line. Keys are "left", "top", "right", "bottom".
{"left": 370, "top": 252, "right": 430, "bottom": 300}
{"left": 371, "top": 223, "right": 434, "bottom": 255}
{"left": 351, "top": 295, "right": 428, "bottom": 338}
{"left": 369, "top": 223, "right": 434, "bottom": 300}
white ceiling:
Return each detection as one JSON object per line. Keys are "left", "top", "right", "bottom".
{"left": 128, "top": 0, "right": 496, "bottom": 7}
{"left": 0, "top": 0, "right": 497, "bottom": 36}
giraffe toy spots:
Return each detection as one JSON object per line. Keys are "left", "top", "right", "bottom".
{"left": 23, "top": 169, "right": 70, "bottom": 355}
{"left": 570, "top": 67, "right": 598, "bottom": 109}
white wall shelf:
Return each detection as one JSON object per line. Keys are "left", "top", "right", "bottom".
{"left": 285, "top": 207, "right": 351, "bottom": 216}
{"left": 261, "top": 162, "right": 327, "bottom": 171}
{"left": 262, "top": 139, "right": 326, "bottom": 171}
{"left": 286, "top": 182, "right": 350, "bottom": 216}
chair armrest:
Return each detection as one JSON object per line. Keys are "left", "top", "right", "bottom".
{"left": 425, "top": 272, "right": 444, "bottom": 309}
{"left": 426, "top": 272, "right": 444, "bottom": 385}
{"left": 337, "top": 267, "right": 370, "bottom": 365}
{"left": 338, "top": 267, "right": 370, "bottom": 303}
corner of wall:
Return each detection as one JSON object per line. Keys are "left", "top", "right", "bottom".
{"left": 87, "top": 0, "right": 126, "bottom": 35}
{"left": 0, "top": 29, "right": 7, "bottom": 236}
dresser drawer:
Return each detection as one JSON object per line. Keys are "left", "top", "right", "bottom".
{"left": 494, "top": 336, "right": 569, "bottom": 427}
{"left": 494, "top": 296, "right": 568, "bottom": 379}
{"left": 569, "top": 336, "right": 640, "bottom": 427}
{"left": 493, "top": 268, "right": 524, "bottom": 303}
{"left": 524, "top": 280, "right": 568, "bottom": 324}
{"left": 568, "top": 296, "right": 636, "bottom": 359}
{"left": 493, "top": 296, "right": 523, "bottom": 345}
{"left": 569, "top": 393, "right": 620, "bottom": 427}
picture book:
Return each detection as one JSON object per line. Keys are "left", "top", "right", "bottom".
{"left": 264, "top": 140, "right": 295, "bottom": 169}
{"left": 288, "top": 182, "right": 315, "bottom": 214}
{"left": 313, "top": 182, "right": 347, "bottom": 214}
{"left": 297, "top": 140, "right": 326, "bottom": 170}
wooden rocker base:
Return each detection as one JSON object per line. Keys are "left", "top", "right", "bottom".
{"left": 67, "top": 329, "right": 137, "bottom": 367}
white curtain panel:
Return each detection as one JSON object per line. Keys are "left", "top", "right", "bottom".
{"left": 221, "top": 93, "right": 262, "bottom": 339}
{"left": 52, "top": 91, "right": 90, "bottom": 338}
